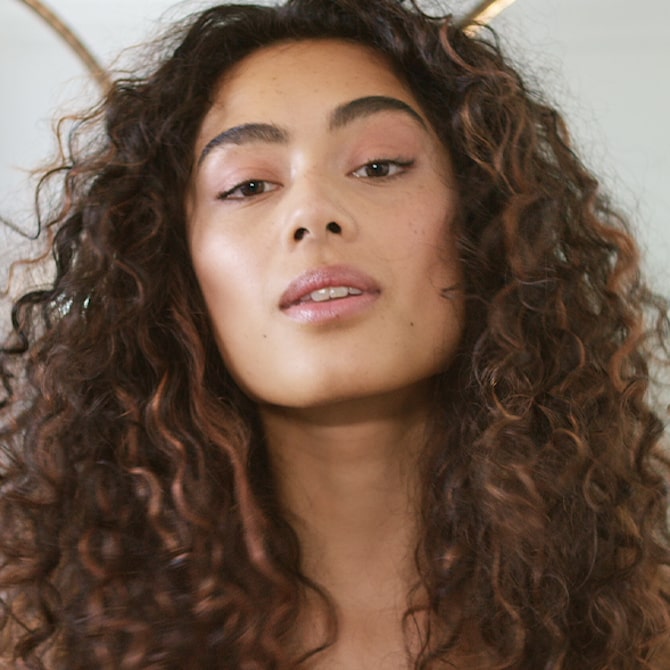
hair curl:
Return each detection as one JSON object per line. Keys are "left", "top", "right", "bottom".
{"left": 1, "top": 0, "right": 669, "bottom": 668}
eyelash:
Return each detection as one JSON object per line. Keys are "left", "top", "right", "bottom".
{"left": 351, "top": 157, "right": 415, "bottom": 180}
{"left": 215, "top": 157, "right": 415, "bottom": 201}
{"left": 217, "top": 180, "right": 279, "bottom": 201}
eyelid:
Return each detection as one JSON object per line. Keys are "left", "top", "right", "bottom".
{"left": 350, "top": 157, "right": 415, "bottom": 179}
{"left": 216, "top": 179, "right": 281, "bottom": 201}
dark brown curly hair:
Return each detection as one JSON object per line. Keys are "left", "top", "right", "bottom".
{"left": 1, "top": 0, "right": 669, "bottom": 668}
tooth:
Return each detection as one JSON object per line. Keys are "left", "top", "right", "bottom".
{"left": 311, "top": 288, "right": 331, "bottom": 302}
{"left": 308, "top": 286, "right": 363, "bottom": 302}
{"left": 329, "top": 287, "right": 349, "bottom": 299}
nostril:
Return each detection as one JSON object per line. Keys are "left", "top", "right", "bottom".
{"left": 326, "top": 221, "right": 342, "bottom": 234}
{"left": 294, "top": 227, "right": 309, "bottom": 241}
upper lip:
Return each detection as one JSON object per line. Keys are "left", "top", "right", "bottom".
{"left": 279, "top": 265, "right": 380, "bottom": 309}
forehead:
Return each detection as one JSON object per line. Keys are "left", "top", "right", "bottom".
{"left": 229, "top": 37, "right": 402, "bottom": 77}
{"left": 196, "top": 39, "right": 423, "bottom": 141}
{"left": 224, "top": 37, "right": 409, "bottom": 96}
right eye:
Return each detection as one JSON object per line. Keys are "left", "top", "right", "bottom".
{"left": 217, "top": 179, "right": 280, "bottom": 200}
{"left": 350, "top": 158, "right": 414, "bottom": 181}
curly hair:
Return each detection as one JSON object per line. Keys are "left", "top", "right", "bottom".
{"left": 1, "top": 0, "right": 669, "bottom": 668}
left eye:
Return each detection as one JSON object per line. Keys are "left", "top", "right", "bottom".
{"left": 217, "top": 179, "right": 280, "bottom": 200}
{"left": 351, "top": 159, "right": 414, "bottom": 179}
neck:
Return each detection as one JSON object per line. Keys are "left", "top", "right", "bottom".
{"left": 260, "top": 386, "right": 432, "bottom": 611}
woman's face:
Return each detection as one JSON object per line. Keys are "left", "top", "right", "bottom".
{"left": 188, "top": 39, "right": 463, "bottom": 409}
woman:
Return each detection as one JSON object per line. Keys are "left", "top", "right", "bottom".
{"left": 1, "top": 0, "right": 668, "bottom": 668}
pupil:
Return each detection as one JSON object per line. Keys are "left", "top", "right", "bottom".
{"left": 368, "top": 162, "right": 388, "bottom": 177}
{"left": 243, "top": 181, "right": 263, "bottom": 195}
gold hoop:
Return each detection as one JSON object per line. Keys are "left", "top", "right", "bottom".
{"left": 16, "top": 0, "right": 110, "bottom": 90}
{"left": 459, "top": 0, "right": 519, "bottom": 36}
{"left": 13, "top": 0, "right": 518, "bottom": 88}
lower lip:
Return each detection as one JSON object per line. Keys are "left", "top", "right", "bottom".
{"left": 282, "top": 292, "right": 379, "bottom": 324}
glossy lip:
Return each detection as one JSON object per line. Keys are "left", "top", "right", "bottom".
{"left": 279, "top": 264, "right": 381, "bottom": 324}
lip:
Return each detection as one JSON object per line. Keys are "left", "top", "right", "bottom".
{"left": 279, "top": 264, "right": 380, "bottom": 324}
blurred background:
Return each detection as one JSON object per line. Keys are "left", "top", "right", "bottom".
{"left": 1, "top": 0, "right": 669, "bottom": 313}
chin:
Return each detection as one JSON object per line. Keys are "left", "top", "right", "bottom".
{"left": 250, "top": 371, "right": 442, "bottom": 414}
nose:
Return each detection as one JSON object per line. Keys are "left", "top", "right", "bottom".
{"left": 293, "top": 221, "right": 342, "bottom": 241}
{"left": 280, "top": 175, "right": 356, "bottom": 246}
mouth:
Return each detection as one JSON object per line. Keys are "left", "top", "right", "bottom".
{"left": 279, "top": 265, "right": 380, "bottom": 324}
{"left": 299, "top": 286, "right": 364, "bottom": 303}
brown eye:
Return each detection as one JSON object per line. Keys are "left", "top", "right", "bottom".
{"left": 351, "top": 159, "right": 414, "bottom": 180}
{"left": 364, "top": 162, "right": 391, "bottom": 177}
{"left": 218, "top": 179, "right": 280, "bottom": 200}
{"left": 240, "top": 181, "right": 265, "bottom": 196}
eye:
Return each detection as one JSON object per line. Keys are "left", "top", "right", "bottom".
{"left": 217, "top": 179, "right": 280, "bottom": 200}
{"left": 351, "top": 158, "right": 414, "bottom": 179}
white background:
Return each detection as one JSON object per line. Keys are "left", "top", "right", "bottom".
{"left": 1, "top": 0, "right": 669, "bottom": 306}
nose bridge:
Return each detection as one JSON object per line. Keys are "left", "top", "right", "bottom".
{"left": 280, "top": 167, "right": 353, "bottom": 243}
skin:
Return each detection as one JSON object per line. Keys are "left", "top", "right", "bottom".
{"left": 188, "top": 40, "right": 466, "bottom": 668}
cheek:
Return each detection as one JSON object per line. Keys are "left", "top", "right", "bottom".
{"left": 398, "top": 194, "right": 464, "bottom": 345}
{"left": 424, "top": 188, "right": 460, "bottom": 271}
{"left": 189, "top": 228, "right": 293, "bottom": 406}
{"left": 390, "top": 190, "right": 460, "bottom": 283}
{"left": 189, "top": 229, "right": 262, "bottom": 347}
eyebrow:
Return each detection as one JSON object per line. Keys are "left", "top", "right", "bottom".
{"left": 197, "top": 95, "right": 427, "bottom": 167}
{"left": 328, "top": 95, "right": 427, "bottom": 131}
{"left": 198, "top": 123, "right": 289, "bottom": 166}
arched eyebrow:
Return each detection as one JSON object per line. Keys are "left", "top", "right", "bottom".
{"left": 328, "top": 95, "right": 427, "bottom": 131}
{"left": 198, "top": 123, "right": 289, "bottom": 167}
{"left": 197, "top": 95, "right": 427, "bottom": 168}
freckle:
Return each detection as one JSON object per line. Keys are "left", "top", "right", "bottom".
{"left": 262, "top": 334, "right": 267, "bottom": 339}
{"left": 410, "top": 321, "right": 415, "bottom": 327}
